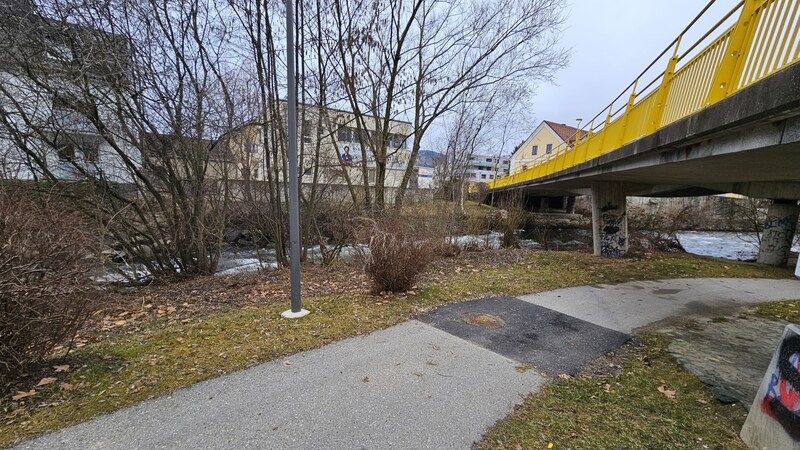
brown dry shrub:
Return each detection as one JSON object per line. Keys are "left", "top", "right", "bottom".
{"left": 355, "top": 214, "right": 437, "bottom": 293}
{"left": 0, "top": 186, "right": 100, "bottom": 384}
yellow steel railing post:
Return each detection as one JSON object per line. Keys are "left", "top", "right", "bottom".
{"left": 706, "top": 0, "right": 761, "bottom": 104}
{"left": 617, "top": 79, "right": 639, "bottom": 146}
{"left": 647, "top": 36, "right": 682, "bottom": 132}
{"left": 597, "top": 104, "right": 614, "bottom": 156}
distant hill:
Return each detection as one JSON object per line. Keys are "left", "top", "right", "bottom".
{"left": 416, "top": 150, "right": 441, "bottom": 167}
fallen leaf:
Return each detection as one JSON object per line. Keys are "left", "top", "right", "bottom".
{"left": 696, "top": 398, "right": 708, "bottom": 405}
{"left": 36, "top": 377, "right": 57, "bottom": 387}
{"left": 658, "top": 385, "right": 677, "bottom": 399}
{"left": 53, "top": 364, "right": 70, "bottom": 373}
{"left": 282, "top": 360, "right": 293, "bottom": 366}
{"left": 603, "top": 383, "right": 612, "bottom": 393}
{"left": 515, "top": 444, "right": 523, "bottom": 450}
{"left": 432, "top": 344, "right": 440, "bottom": 350}
{"left": 58, "top": 382, "right": 77, "bottom": 391}
{"left": 557, "top": 373, "right": 572, "bottom": 380}
{"left": 11, "top": 390, "right": 36, "bottom": 401}
{"left": 114, "top": 319, "right": 127, "bottom": 326}
{"left": 362, "top": 376, "right": 369, "bottom": 383}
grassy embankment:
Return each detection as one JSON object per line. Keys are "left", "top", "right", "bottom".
{"left": 0, "top": 248, "right": 794, "bottom": 447}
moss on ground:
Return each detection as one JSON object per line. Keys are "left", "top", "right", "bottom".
{"left": 478, "top": 335, "right": 750, "bottom": 450}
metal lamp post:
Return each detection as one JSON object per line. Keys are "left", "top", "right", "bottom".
{"left": 281, "top": 0, "right": 309, "bottom": 319}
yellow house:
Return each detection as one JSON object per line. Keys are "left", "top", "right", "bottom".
{"left": 509, "top": 120, "right": 585, "bottom": 174}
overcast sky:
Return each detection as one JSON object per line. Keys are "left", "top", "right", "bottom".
{"left": 526, "top": 0, "right": 741, "bottom": 133}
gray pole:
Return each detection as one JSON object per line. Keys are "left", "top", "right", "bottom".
{"left": 281, "top": 0, "right": 308, "bottom": 319}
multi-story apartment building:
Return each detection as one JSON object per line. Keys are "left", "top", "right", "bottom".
{"left": 0, "top": 1, "right": 139, "bottom": 183}
{"left": 464, "top": 154, "right": 511, "bottom": 183}
{"left": 226, "top": 104, "right": 413, "bottom": 197}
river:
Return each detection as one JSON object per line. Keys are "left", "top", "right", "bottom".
{"left": 98, "top": 230, "right": 799, "bottom": 283}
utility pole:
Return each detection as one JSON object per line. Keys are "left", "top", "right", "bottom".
{"left": 281, "top": 0, "right": 309, "bottom": 319}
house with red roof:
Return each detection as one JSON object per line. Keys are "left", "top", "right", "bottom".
{"left": 508, "top": 120, "right": 586, "bottom": 175}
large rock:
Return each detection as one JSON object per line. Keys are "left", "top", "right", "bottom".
{"left": 741, "top": 324, "right": 800, "bottom": 449}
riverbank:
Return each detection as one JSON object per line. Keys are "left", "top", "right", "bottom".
{"left": 0, "top": 248, "right": 794, "bottom": 447}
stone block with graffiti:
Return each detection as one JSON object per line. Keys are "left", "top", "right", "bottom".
{"left": 741, "top": 324, "right": 800, "bottom": 449}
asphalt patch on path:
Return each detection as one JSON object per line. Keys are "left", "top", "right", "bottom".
{"left": 419, "top": 296, "right": 631, "bottom": 376}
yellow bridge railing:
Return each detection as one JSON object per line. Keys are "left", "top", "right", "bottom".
{"left": 492, "top": 0, "right": 800, "bottom": 190}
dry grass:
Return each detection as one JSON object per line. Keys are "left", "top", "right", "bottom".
{"left": 753, "top": 299, "right": 800, "bottom": 323}
{"left": 478, "top": 335, "right": 750, "bottom": 450}
{"left": 0, "top": 249, "right": 792, "bottom": 447}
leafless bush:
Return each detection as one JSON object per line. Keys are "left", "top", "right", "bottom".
{"left": 497, "top": 198, "right": 527, "bottom": 248}
{"left": 309, "top": 199, "right": 358, "bottom": 266}
{"left": 355, "top": 215, "right": 436, "bottom": 293}
{"left": 628, "top": 203, "right": 692, "bottom": 252}
{"left": 0, "top": 187, "right": 100, "bottom": 383}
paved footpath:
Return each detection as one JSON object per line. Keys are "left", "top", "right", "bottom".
{"left": 15, "top": 278, "right": 800, "bottom": 450}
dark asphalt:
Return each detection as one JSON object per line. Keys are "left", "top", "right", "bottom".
{"left": 418, "top": 296, "right": 631, "bottom": 375}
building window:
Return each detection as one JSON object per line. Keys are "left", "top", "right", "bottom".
{"left": 486, "top": 158, "right": 492, "bottom": 163}
{"left": 481, "top": 174, "right": 486, "bottom": 179}
{"left": 388, "top": 133, "right": 408, "bottom": 149}
{"left": 489, "top": 175, "right": 494, "bottom": 179}
{"left": 532, "top": 145, "right": 538, "bottom": 155}
{"left": 56, "top": 142, "right": 75, "bottom": 161}
{"left": 302, "top": 119, "right": 312, "bottom": 144}
{"left": 56, "top": 134, "right": 98, "bottom": 162}
{"left": 546, "top": 143, "right": 553, "bottom": 154}
{"left": 337, "top": 126, "right": 350, "bottom": 142}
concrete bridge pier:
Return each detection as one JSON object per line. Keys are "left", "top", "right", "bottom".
{"left": 756, "top": 199, "right": 799, "bottom": 266}
{"left": 591, "top": 183, "right": 628, "bottom": 257}
{"left": 565, "top": 196, "right": 576, "bottom": 214}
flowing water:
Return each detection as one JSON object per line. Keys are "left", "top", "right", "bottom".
{"left": 98, "top": 230, "right": 798, "bottom": 283}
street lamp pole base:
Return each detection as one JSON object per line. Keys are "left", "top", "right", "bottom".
{"left": 281, "top": 309, "right": 310, "bottom": 319}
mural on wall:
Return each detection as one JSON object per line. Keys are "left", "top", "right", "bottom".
{"left": 340, "top": 146, "right": 409, "bottom": 168}
{"left": 599, "top": 202, "right": 626, "bottom": 257}
{"left": 760, "top": 333, "right": 800, "bottom": 440}
{"left": 759, "top": 211, "right": 798, "bottom": 259}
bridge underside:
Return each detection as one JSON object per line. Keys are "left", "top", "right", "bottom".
{"left": 492, "top": 62, "right": 800, "bottom": 201}
{"left": 491, "top": 63, "right": 800, "bottom": 264}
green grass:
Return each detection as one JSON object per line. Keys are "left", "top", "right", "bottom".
{"left": 0, "top": 250, "right": 791, "bottom": 447}
{"left": 478, "top": 335, "right": 750, "bottom": 450}
{"left": 753, "top": 299, "right": 800, "bottom": 323}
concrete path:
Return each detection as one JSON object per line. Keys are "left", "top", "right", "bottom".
{"left": 517, "top": 278, "right": 800, "bottom": 334}
{"left": 14, "top": 278, "right": 800, "bottom": 450}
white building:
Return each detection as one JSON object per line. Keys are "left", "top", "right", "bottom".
{"left": 0, "top": 5, "right": 139, "bottom": 183}
{"left": 464, "top": 154, "right": 510, "bottom": 183}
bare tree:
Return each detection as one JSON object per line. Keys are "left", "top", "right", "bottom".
{"left": 0, "top": 0, "right": 240, "bottom": 276}
{"left": 433, "top": 83, "right": 527, "bottom": 212}
{"left": 325, "top": 0, "right": 567, "bottom": 210}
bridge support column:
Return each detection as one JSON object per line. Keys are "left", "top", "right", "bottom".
{"left": 591, "top": 183, "right": 628, "bottom": 257}
{"left": 566, "top": 196, "right": 576, "bottom": 214}
{"left": 757, "top": 200, "right": 799, "bottom": 266}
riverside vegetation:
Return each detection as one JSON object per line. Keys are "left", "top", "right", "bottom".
{"left": 1, "top": 246, "right": 794, "bottom": 447}
{"left": 1, "top": 190, "right": 797, "bottom": 448}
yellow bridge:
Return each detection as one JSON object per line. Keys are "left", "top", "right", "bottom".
{"left": 491, "top": 0, "right": 800, "bottom": 190}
